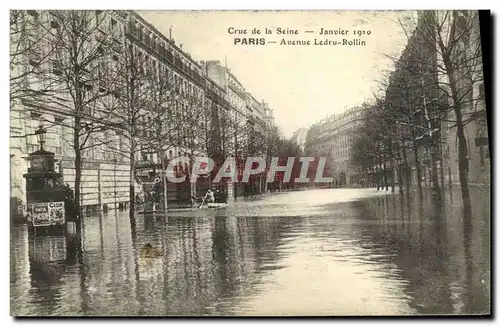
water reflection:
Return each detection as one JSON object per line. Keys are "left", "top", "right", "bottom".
{"left": 353, "top": 190, "right": 490, "bottom": 315}
{"left": 10, "top": 188, "right": 490, "bottom": 316}
{"left": 11, "top": 210, "right": 302, "bottom": 316}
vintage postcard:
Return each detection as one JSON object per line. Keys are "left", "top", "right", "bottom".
{"left": 10, "top": 9, "right": 491, "bottom": 316}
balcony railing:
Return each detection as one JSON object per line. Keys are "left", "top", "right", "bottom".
{"left": 125, "top": 22, "right": 205, "bottom": 88}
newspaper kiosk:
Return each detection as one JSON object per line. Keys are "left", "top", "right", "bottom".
{"left": 23, "top": 125, "right": 77, "bottom": 236}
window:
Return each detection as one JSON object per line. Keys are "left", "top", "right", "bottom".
{"left": 138, "top": 26, "right": 143, "bottom": 42}
{"left": 479, "top": 83, "right": 485, "bottom": 101}
{"left": 147, "top": 117, "right": 152, "bottom": 138}
{"left": 30, "top": 111, "right": 41, "bottom": 119}
{"left": 95, "top": 10, "right": 103, "bottom": 27}
{"left": 27, "top": 10, "right": 39, "bottom": 18}
{"left": 138, "top": 51, "right": 144, "bottom": 73}
{"left": 29, "top": 49, "right": 41, "bottom": 67}
{"left": 50, "top": 20, "right": 60, "bottom": 29}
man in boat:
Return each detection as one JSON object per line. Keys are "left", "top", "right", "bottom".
{"left": 206, "top": 189, "right": 215, "bottom": 204}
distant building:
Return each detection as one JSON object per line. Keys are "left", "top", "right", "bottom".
{"left": 262, "top": 102, "right": 275, "bottom": 127}
{"left": 290, "top": 127, "right": 308, "bottom": 153}
{"left": 305, "top": 106, "right": 367, "bottom": 185}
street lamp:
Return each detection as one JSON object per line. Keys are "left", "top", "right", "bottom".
{"left": 35, "top": 125, "right": 47, "bottom": 151}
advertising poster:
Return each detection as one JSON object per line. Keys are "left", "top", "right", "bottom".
{"left": 48, "top": 202, "right": 65, "bottom": 225}
{"left": 32, "top": 203, "right": 50, "bottom": 226}
{"left": 31, "top": 202, "right": 65, "bottom": 226}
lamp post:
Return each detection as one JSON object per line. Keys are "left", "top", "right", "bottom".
{"left": 35, "top": 125, "right": 47, "bottom": 151}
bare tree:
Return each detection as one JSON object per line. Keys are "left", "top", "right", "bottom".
{"left": 179, "top": 89, "right": 212, "bottom": 199}
{"left": 100, "top": 37, "right": 156, "bottom": 220}
{"left": 10, "top": 10, "right": 61, "bottom": 143}
{"left": 144, "top": 70, "right": 206, "bottom": 210}
{"left": 10, "top": 10, "right": 57, "bottom": 106}
{"left": 44, "top": 10, "right": 119, "bottom": 217}
{"left": 397, "top": 10, "right": 484, "bottom": 213}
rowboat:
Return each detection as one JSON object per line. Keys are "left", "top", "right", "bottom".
{"left": 206, "top": 203, "right": 228, "bottom": 209}
{"left": 137, "top": 203, "right": 228, "bottom": 214}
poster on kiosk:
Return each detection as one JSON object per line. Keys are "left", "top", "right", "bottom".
{"left": 32, "top": 202, "right": 65, "bottom": 227}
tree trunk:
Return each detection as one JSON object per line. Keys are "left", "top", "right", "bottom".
{"left": 376, "top": 158, "right": 381, "bottom": 191}
{"left": 448, "top": 165, "right": 453, "bottom": 189}
{"left": 73, "top": 119, "right": 82, "bottom": 222}
{"left": 402, "top": 145, "right": 410, "bottom": 195}
{"left": 413, "top": 143, "right": 423, "bottom": 199}
{"left": 162, "top": 160, "right": 168, "bottom": 212}
{"left": 391, "top": 162, "right": 396, "bottom": 193}
{"left": 188, "top": 155, "right": 194, "bottom": 203}
{"left": 129, "top": 151, "right": 135, "bottom": 220}
{"left": 383, "top": 162, "right": 388, "bottom": 191}
{"left": 399, "top": 174, "right": 404, "bottom": 194}
{"left": 445, "top": 61, "right": 472, "bottom": 215}
{"left": 456, "top": 119, "right": 472, "bottom": 214}
{"left": 430, "top": 144, "right": 442, "bottom": 197}
{"left": 439, "top": 136, "right": 445, "bottom": 194}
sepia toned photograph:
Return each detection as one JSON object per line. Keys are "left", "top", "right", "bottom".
{"left": 9, "top": 9, "right": 491, "bottom": 316}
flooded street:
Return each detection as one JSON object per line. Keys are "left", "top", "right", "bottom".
{"left": 10, "top": 188, "right": 490, "bottom": 316}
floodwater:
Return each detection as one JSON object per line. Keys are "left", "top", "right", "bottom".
{"left": 10, "top": 188, "right": 490, "bottom": 316}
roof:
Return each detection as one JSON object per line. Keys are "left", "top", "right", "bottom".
{"left": 127, "top": 11, "right": 203, "bottom": 70}
{"left": 30, "top": 149, "right": 54, "bottom": 156}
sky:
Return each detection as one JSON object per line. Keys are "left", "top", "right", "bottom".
{"left": 138, "top": 10, "right": 415, "bottom": 138}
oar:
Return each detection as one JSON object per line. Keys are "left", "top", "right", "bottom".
{"left": 198, "top": 191, "right": 208, "bottom": 210}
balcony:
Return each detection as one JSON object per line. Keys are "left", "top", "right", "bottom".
{"left": 110, "top": 38, "right": 122, "bottom": 53}
{"left": 95, "top": 29, "right": 108, "bottom": 45}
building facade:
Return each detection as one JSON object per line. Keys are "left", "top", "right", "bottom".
{"left": 398, "top": 11, "right": 490, "bottom": 189}
{"left": 10, "top": 10, "right": 280, "bottom": 216}
{"left": 10, "top": 10, "right": 133, "bottom": 215}
{"left": 305, "top": 106, "right": 366, "bottom": 185}
{"left": 439, "top": 11, "right": 490, "bottom": 186}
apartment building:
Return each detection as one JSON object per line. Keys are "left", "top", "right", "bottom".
{"left": 10, "top": 10, "right": 279, "bottom": 214}
{"left": 438, "top": 11, "right": 490, "bottom": 186}
{"left": 10, "top": 10, "right": 133, "bottom": 214}
{"left": 305, "top": 106, "right": 366, "bottom": 185}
